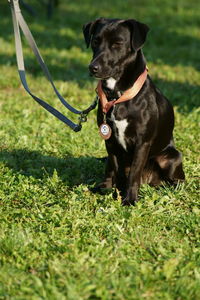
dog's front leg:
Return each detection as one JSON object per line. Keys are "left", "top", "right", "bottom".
{"left": 99, "top": 153, "right": 118, "bottom": 189}
{"left": 122, "top": 142, "right": 151, "bottom": 206}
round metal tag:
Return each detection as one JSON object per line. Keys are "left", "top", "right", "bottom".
{"left": 99, "top": 123, "right": 112, "bottom": 140}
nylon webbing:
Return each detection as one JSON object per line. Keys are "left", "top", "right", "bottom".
{"left": 9, "top": 0, "right": 97, "bottom": 131}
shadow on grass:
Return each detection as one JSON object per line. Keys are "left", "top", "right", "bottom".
{"left": 1, "top": 48, "right": 199, "bottom": 112}
{"left": 1, "top": 0, "right": 200, "bottom": 70}
{"left": 0, "top": 149, "right": 105, "bottom": 187}
{"left": 0, "top": 0, "right": 199, "bottom": 111}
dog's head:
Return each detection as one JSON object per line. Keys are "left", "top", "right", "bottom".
{"left": 83, "top": 18, "right": 149, "bottom": 80}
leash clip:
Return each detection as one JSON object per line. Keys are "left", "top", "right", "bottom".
{"left": 79, "top": 113, "right": 88, "bottom": 124}
{"left": 103, "top": 112, "right": 107, "bottom": 122}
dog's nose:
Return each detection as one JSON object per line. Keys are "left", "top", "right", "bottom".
{"left": 89, "top": 63, "right": 99, "bottom": 74}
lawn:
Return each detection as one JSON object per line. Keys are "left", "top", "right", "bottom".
{"left": 0, "top": 0, "right": 200, "bottom": 299}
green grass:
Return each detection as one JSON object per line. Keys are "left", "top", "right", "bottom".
{"left": 0, "top": 0, "right": 200, "bottom": 299}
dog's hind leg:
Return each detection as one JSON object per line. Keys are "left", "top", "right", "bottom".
{"left": 155, "top": 144, "right": 185, "bottom": 184}
{"left": 142, "top": 159, "right": 163, "bottom": 186}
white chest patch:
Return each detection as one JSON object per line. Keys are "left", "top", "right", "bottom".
{"left": 106, "top": 77, "right": 116, "bottom": 90}
{"left": 115, "top": 119, "right": 128, "bottom": 150}
{"left": 112, "top": 117, "right": 128, "bottom": 151}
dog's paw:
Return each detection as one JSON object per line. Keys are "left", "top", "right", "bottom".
{"left": 122, "top": 198, "right": 136, "bottom": 206}
{"left": 89, "top": 182, "right": 112, "bottom": 195}
{"left": 89, "top": 186, "right": 102, "bottom": 194}
{"left": 121, "top": 187, "right": 139, "bottom": 206}
{"left": 122, "top": 194, "right": 138, "bottom": 206}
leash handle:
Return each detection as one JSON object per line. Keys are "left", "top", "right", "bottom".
{"left": 9, "top": 0, "right": 96, "bottom": 131}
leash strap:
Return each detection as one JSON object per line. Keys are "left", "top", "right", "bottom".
{"left": 9, "top": 0, "right": 97, "bottom": 132}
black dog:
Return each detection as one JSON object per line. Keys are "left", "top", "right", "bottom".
{"left": 83, "top": 18, "right": 185, "bottom": 205}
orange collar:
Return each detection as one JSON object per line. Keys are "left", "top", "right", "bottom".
{"left": 96, "top": 68, "right": 148, "bottom": 113}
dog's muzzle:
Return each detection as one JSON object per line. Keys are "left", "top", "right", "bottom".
{"left": 89, "top": 62, "right": 100, "bottom": 76}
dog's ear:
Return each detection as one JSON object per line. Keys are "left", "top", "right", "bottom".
{"left": 82, "top": 22, "right": 94, "bottom": 48}
{"left": 82, "top": 18, "right": 102, "bottom": 48}
{"left": 124, "top": 19, "right": 149, "bottom": 51}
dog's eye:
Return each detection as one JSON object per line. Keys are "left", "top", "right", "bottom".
{"left": 92, "top": 38, "right": 99, "bottom": 48}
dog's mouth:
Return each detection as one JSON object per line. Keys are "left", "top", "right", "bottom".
{"left": 89, "top": 70, "right": 112, "bottom": 80}
{"left": 90, "top": 73, "right": 109, "bottom": 80}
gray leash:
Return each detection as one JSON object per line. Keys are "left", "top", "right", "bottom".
{"left": 8, "top": 0, "right": 97, "bottom": 132}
